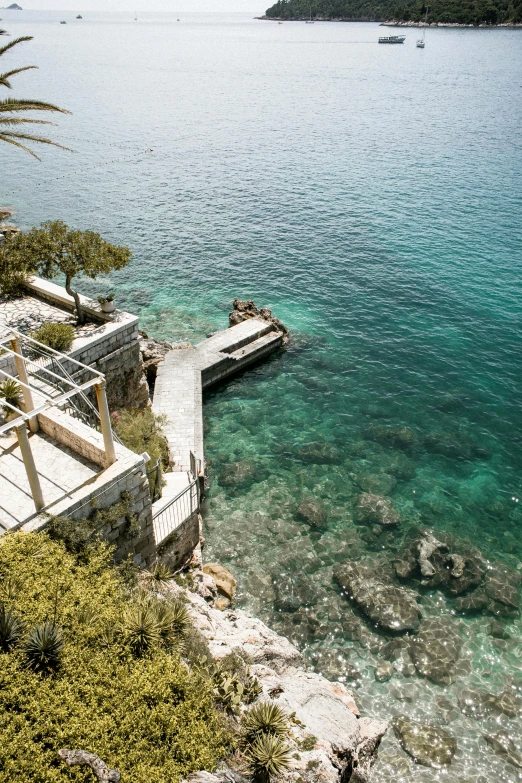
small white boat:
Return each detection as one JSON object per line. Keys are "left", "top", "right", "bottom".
{"left": 417, "top": 7, "right": 428, "bottom": 47}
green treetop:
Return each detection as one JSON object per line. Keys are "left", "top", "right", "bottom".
{"left": 0, "top": 221, "right": 132, "bottom": 324}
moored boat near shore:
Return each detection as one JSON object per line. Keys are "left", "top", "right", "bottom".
{"left": 379, "top": 34, "right": 406, "bottom": 43}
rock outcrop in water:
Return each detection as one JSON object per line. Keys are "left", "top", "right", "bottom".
{"left": 394, "top": 527, "right": 487, "bottom": 594}
{"left": 229, "top": 298, "right": 289, "bottom": 343}
{"left": 335, "top": 562, "right": 421, "bottom": 633}
{"left": 394, "top": 528, "right": 522, "bottom": 619}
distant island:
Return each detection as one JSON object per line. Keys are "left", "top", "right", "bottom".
{"left": 1, "top": 3, "right": 23, "bottom": 8}
{"left": 262, "top": 0, "right": 522, "bottom": 26}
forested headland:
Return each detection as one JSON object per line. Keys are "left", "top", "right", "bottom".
{"left": 262, "top": 0, "right": 522, "bottom": 25}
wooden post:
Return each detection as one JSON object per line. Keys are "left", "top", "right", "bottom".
{"left": 95, "top": 381, "right": 116, "bottom": 467}
{"left": 10, "top": 337, "right": 39, "bottom": 433}
{"left": 16, "top": 423, "right": 45, "bottom": 512}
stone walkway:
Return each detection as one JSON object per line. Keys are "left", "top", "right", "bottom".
{"left": 0, "top": 430, "right": 100, "bottom": 531}
{"left": 150, "top": 317, "right": 283, "bottom": 545}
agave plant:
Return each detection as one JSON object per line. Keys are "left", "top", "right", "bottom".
{"left": 242, "top": 702, "right": 289, "bottom": 744}
{"left": 0, "top": 603, "right": 24, "bottom": 652}
{"left": 25, "top": 621, "right": 63, "bottom": 673}
{"left": 121, "top": 603, "right": 161, "bottom": 656}
{"left": 147, "top": 561, "right": 176, "bottom": 591}
{"left": 244, "top": 732, "right": 292, "bottom": 783}
{"left": 152, "top": 597, "right": 190, "bottom": 647}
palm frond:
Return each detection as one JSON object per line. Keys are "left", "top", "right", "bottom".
{"left": 0, "top": 65, "right": 37, "bottom": 89}
{"left": 0, "top": 36, "right": 33, "bottom": 58}
{"left": 0, "top": 117, "right": 56, "bottom": 126}
{"left": 0, "top": 130, "right": 72, "bottom": 158}
{"left": 0, "top": 97, "right": 70, "bottom": 114}
{"left": 0, "top": 134, "right": 40, "bottom": 158}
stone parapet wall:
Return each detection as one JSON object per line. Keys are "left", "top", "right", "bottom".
{"left": 38, "top": 407, "right": 109, "bottom": 468}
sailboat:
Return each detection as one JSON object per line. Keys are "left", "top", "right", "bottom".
{"left": 417, "top": 6, "right": 428, "bottom": 47}
{"left": 134, "top": 10, "right": 137, "bottom": 20}
{"left": 305, "top": 6, "right": 314, "bottom": 23}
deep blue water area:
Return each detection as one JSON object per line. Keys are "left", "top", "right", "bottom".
{"left": 2, "top": 12, "right": 522, "bottom": 780}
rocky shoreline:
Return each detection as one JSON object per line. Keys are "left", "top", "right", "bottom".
{"left": 257, "top": 16, "right": 522, "bottom": 26}
{"left": 164, "top": 561, "right": 388, "bottom": 783}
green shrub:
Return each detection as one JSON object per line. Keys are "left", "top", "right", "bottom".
{"left": 0, "top": 234, "right": 36, "bottom": 297}
{"left": 112, "top": 408, "right": 169, "bottom": 468}
{"left": 0, "top": 532, "right": 230, "bottom": 782}
{"left": 30, "top": 322, "right": 75, "bottom": 352}
{"left": 46, "top": 492, "right": 139, "bottom": 558}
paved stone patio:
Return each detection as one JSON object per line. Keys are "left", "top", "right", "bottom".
{"left": 0, "top": 294, "right": 104, "bottom": 339}
{"left": 0, "top": 430, "right": 101, "bottom": 532}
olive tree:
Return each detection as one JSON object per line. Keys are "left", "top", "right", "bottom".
{"left": 2, "top": 220, "right": 131, "bottom": 324}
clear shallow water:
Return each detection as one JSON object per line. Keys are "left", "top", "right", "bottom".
{"left": 2, "top": 11, "right": 522, "bottom": 780}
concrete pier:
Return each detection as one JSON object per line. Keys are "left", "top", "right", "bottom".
{"left": 153, "top": 317, "right": 284, "bottom": 473}
{"left": 150, "top": 316, "right": 283, "bottom": 547}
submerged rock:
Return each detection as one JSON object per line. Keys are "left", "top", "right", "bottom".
{"left": 409, "top": 618, "right": 462, "bottom": 685}
{"left": 392, "top": 716, "right": 456, "bottom": 768}
{"left": 296, "top": 441, "right": 341, "bottom": 465}
{"left": 274, "top": 572, "right": 316, "bottom": 613}
{"left": 454, "top": 589, "right": 489, "bottom": 614}
{"left": 484, "top": 732, "right": 522, "bottom": 769}
{"left": 218, "top": 460, "right": 268, "bottom": 489}
{"left": 364, "top": 424, "right": 418, "bottom": 451}
{"left": 484, "top": 563, "right": 521, "bottom": 610}
{"left": 375, "top": 662, "right": 394, "bottom": 682}
{"left": 335, "top": 562, "right": 421, "bottom": 633}
{"left": 296, "top": 497, "right": 328, "bottom": 531}
{"left": 352, "top": 473, "right": 397, "bottom": 496}
{"left": 488, "top": 619, "right": 511, "bottom": 639}
{"left": 355, "top": 493, "right": 400, "bottom": 527}
{"left": 458, "top": 688, "right": 504, "bottom": 719}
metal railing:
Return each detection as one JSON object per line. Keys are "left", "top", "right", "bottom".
{"left": 152, "top": 478, "right": 199, "bottom": 546}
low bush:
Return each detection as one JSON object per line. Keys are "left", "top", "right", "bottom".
{"left": 0, "top": 532, "right": 230, "bottom": 782}
{"left": 112, "top": 408, "right": 169, "bottom": 469}
{"left": 30, "top": 322, "right": 75, "bottom": 352}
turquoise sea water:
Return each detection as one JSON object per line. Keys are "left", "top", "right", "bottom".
{"left": 2, "top": 11, "right": 522, "bottom": 780}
